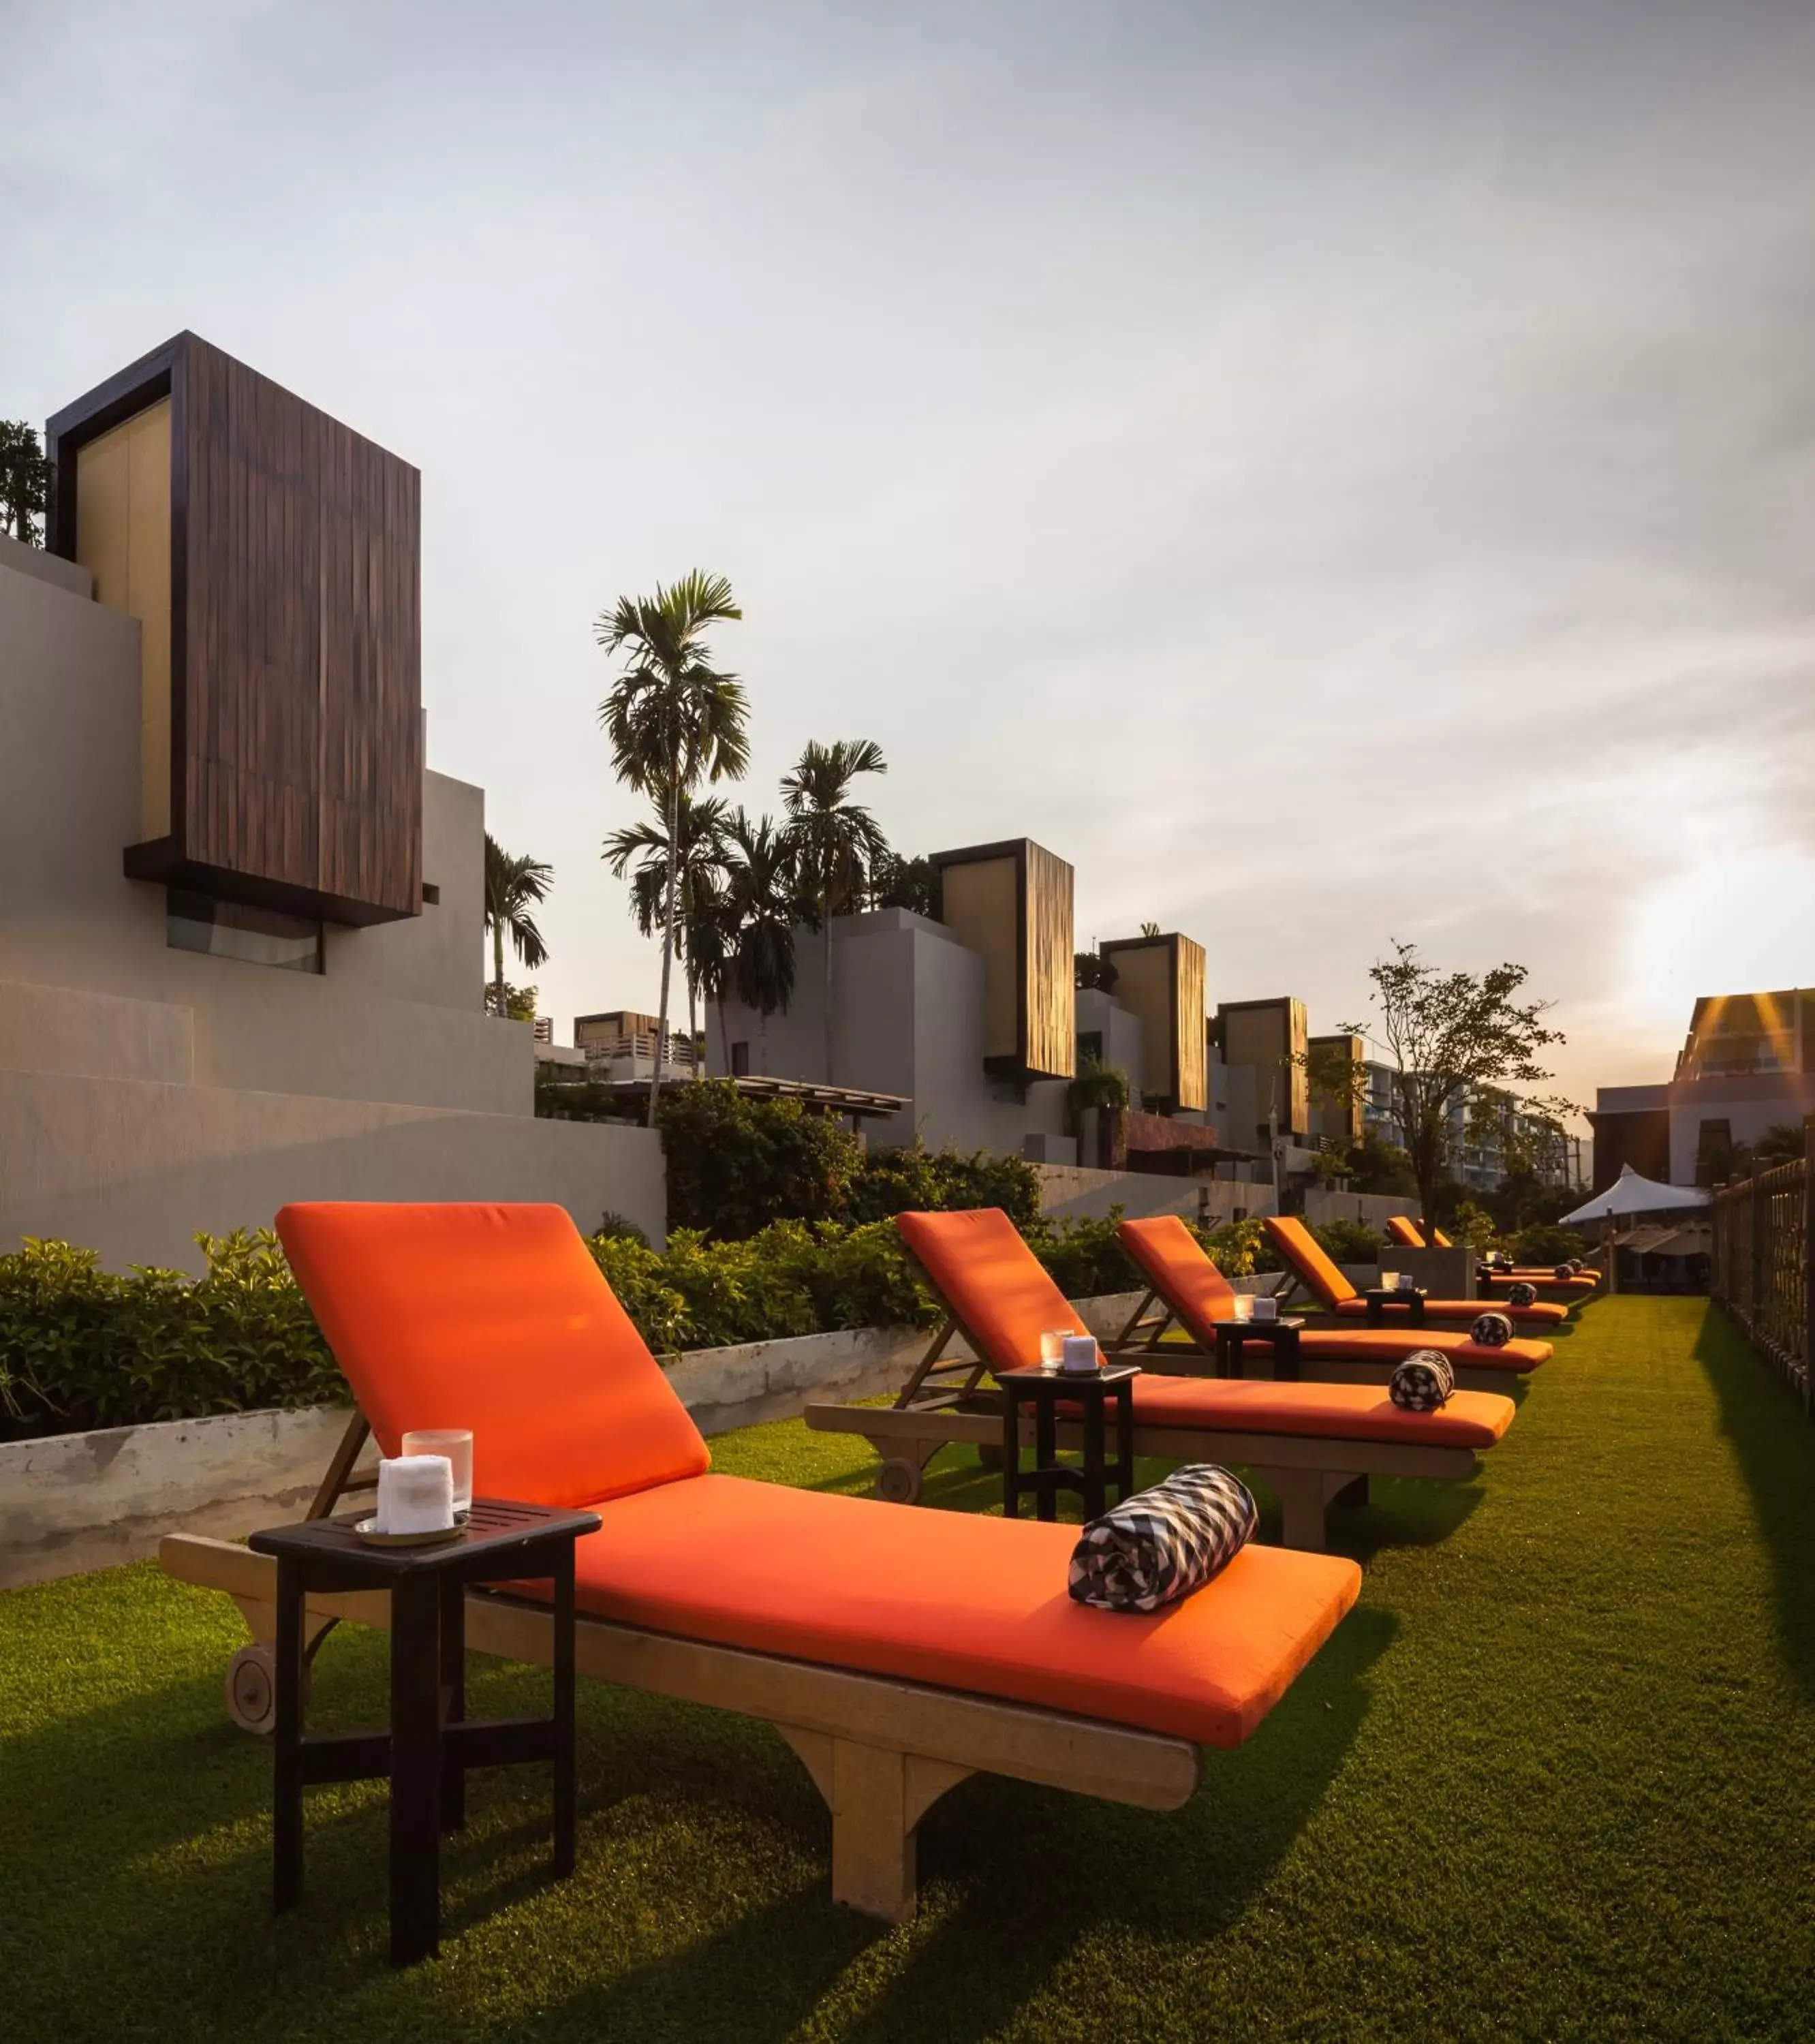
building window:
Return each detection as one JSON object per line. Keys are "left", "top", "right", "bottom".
{"left": 167, "top": 888, "right": 323, "bottom": 973}
{"left": 730, "top": 1040, "right": 750, "bottom": 1076}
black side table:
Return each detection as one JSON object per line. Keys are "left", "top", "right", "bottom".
{"left": 1363, "top": 1287, "right": 1427, "bottom": 1326}
{"left": 997, "top": 1363, "right": 1138, "bottom": 1523}
{"left": 1211, "top": 1316, "right": 1306, "bottom": 1380}
{"left": 249, "top": 1497, "right": 600, "bottom": 1966}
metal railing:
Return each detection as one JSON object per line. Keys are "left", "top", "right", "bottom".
{"left": 1709, "top": 1121, "right": 1813, "bottom": 1419}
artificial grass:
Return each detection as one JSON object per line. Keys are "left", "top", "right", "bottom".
{"left": 1, "top": 1298, "right": 1812, "bottom": 2042}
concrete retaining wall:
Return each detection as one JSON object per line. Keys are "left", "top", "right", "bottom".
{"left": 0, "top": 1290, "right": 1162, "bottom": 1588}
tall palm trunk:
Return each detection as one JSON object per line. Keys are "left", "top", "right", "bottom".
{"left": 493, "top": 923, "right": 506, "bottom": 1019}
{"left": 718, "top": 996, "right": 731, "bottom": 1075}
{"left": 650, "top": 774, "right": 681, "bottom": 1126}
{"left": 822, "top": 887, "right": 834, "bottom": 1085}
{"left": 686, "top": 959, "right": 700, "bottom": 1081}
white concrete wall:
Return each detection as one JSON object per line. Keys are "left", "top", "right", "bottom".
{"left": 0, "top": 556, "right": 525, "bottom": 1115}
{"left": 1034, "top": 1164, "right": 1278, "bottom": 1225}
{"left": 0, "top": 1065, "right": 665, "bottom": 1271}
{"left": 0, "top": 540, "right": 668, "bottom": 1270}
{"left": 711, "top": 908, "right": 1078, "bottom": 1158}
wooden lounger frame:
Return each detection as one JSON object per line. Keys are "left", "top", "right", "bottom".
{"left": 803, "top": 1297, "right": 1487, "bottom": 1551}
{"left": 158, "top": 1412, "right": 1199, "bottom": 1925}
{"left": 1108, "top": 1288, "right": 1538, "bottom": 1395}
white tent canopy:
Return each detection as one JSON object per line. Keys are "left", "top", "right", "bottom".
{"left": 1560, "top": 1164, "right": 1711, "bottom": 1227}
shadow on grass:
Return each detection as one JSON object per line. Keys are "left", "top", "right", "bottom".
{"left": 1695, "top": 1303, "right": 1815, "bottom": 1701}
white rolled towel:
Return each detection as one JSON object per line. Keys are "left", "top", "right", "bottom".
{"left": 375, "top": 1454, "right": 454, "bottom": 1534}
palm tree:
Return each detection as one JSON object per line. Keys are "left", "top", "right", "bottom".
{"left": 596, "top": 572, "right": 749, "bottom": 1124}
{"left": 779, "top": 739, "right": 888, "bottom": 1083}
{"left": 722, "top": 808, "right": 799, "bottom": 1041}
{"left": 602, "top": 791, "right": 731, "bottom": 1079}
{"left": 483, "top": 833, "right": 553, "bottom": 1021}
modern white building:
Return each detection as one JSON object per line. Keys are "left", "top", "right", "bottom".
{"left": 1590, "top": 989, "right": 1814, "bottom": 1190}
{"left": 0, "top": 336, "right": 662, "bottom": 1269}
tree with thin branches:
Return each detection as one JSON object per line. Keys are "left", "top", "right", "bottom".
{"left": 596, "top": 572, "right": 749, "bottom": 1123}
{"left": 780, "top": 739, "right": 888, "bottom": 1084}
{"left": 483, "top": 833, "right": 553, "bottom": 1022}
{"left": 0, "top": 421, "right": 50, "bottom": 546}
{"left": 1337, "top": 942, "right": 1567, "bottom": 1226}
{"left": 603, "top": 790, "right": 731, "bottom": 1080}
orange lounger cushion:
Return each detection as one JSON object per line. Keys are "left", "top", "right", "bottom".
{"left": 1220, "top": 1327, "right": 1548, "bottom": 1372}
{"left": 1264, "top": 1215, "right": 1566, "bottom": 1325}
{"left": 514, "top": 1472, "right": 1361, "bottom": 1748}
{"left": 1125, "top": 1375, "right": 1515, "bottom": 1451}
{"left": 896, "top": 1206, "right": 1086, "bottom": 1365}
{"left": 1332, "top": 1294, "right": 1567, "bottom": 1326}
{"left": 276, "top": 1202, "right": 711, "bottom": 1508}
{"left": 1117, "top": 1215, "right": 1548, "bottom": 1371}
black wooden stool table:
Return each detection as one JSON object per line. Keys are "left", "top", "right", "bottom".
{"left": 1362, "top": 1287, "right": 1427, "bottom": 1326}
{"left": 249, "top": 1498, "right": 600, "bottom": 1966}
{"left": 1211, "top": 1316, "right": 1307, "bottom": 1380}
{"left": 996, "top": 1363, "right": 1140, "bottom": 1523}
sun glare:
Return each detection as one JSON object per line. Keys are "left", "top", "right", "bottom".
{"left": 1628, "top": 848, "right": 1815, "bottom": 1026}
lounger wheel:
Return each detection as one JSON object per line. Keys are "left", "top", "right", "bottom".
{"left": 225, "top": 1643, "right": 309, "bottom": 1735}
{"left": 876, "top": 1457, "right": 925, "bottom": 1506}
{"left": 226, "top": 1643, "right": 279, "bottom": 1734}
{"left": 974, "top": 1440, "right": 1004, "bottom": 1471}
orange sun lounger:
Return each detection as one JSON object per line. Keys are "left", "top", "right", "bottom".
{"left": 158, "top": 1201, "right": 1361, "bottom": 1925}
{"left": 1384, "top": 1216, "right": 1600, "bottom": 1297}
{"left": 803, "top": 1208, "right": 1516, "bottom": 1550}
{"left": 1265, "top": 1215, "right": 1569, "bottom": 1327}
{"left": 1115, "top": 1215, "right": 1551, "bottom": 1391}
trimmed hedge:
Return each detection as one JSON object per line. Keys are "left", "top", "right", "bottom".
{"left": 0, "top": 1208, "right": 1363, "bottom": 1443}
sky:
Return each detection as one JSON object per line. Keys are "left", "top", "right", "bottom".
{"left": 5, "top": 0, "right": 1813, "bottom": 1121}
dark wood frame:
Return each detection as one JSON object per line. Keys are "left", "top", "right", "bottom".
{"left": 252, "top": 1500, "right": 596, "bottom": 1966}
{"left": 45, "top": 331, "right": 422, "bottom": 927}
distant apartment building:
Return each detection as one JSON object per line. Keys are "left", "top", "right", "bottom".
{"left": 702, "top": 837, "right": 1288, "bottom": 1180}
{"left": 1590, "top": 989, "right": 1814, "bottom": 1190}
{"left": 1360, "top": 1064, "right": 1579, "bottom": 1191}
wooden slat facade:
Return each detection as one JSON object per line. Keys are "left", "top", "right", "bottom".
{"left": 932, "top": 838, "right": 1076, "bottom": 1083}
{"left": 48, "top": 331, "right": 422, "bottom": 925}
{"left": 1101, "top": 932, "right": 1209, "bottom": 1112}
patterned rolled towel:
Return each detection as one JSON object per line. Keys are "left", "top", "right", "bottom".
{"left": 1568, "top": 1258, "right": 1585, "bottom": 1273}
{"left": 1555, "top": 1263, "right": 1574, "bottom": 1282}
{"left": 1471, "top": 1310, "right": 1514, "bottom": 1348}
{"left": 1506, "top": 1281, "right": 1538, "bottom": 1308}
{"left": 1390, "top": 1349, "right": 1455, "bottom": 1410}
{"left": 1067, "top": 1465, "right": 1257, "bottom": 1613}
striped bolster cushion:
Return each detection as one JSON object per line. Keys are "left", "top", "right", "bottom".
{"left": 1506, "top": 1281, "right": 1538, "bottom": 1307}
{"left": 1067, "top": 1465, "right": 1257, "bottom": 1613}
{"left": 1390, "top": 1349, "right": 1455, "bottom": 1410}
{"left": 1472, "top": 1311, "right": 1514, "bottom": 1347}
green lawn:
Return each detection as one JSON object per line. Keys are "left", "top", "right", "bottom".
{"left": 3, "top": 1297, "right": 1812, "bottom": 2042}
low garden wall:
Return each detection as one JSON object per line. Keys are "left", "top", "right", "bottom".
{"left": 0, "top": 1290, "right": 1151, "bottom": 1589}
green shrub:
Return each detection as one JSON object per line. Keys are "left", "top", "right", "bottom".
{"left": 0, "top": 1230, "right": 338, "bottom": 1440}
{"left": 1508, "top": 1221, "right": 1589, "bottom": 1266}
{"left": 847, "top": 1143, "right": 1042, "bottom": 1228}
{"left": 656, "top": 1082, "right": 866, "bottom": 1239}
{"left": 1310, "top": 1218, "right": 1385, "bottom": 1267}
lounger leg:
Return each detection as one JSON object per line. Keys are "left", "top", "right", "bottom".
{"left": 1327, "top": 1474, "right": 1370, "bottom": 1509}
{"left": 1269, "top": 1470, "right": 1331, "bottom": 1552}
{"left": 777, "top": 1728, "right": 972, "bottom": 1925}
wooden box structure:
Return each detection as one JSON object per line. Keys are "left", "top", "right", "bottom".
{"left": 46, "top": 332, "right": 423, "bottom": 926}
{"left": 1217, "top": 996, "right": 1309, "bottom": 1144}
{"left": 1100, "top": 932, "right": 1208, "bottom": 1112}
{"left": 931, "top": 839, "right": 1076, "bottom": 1083}
{"left": 1308, "top": 1032, "right": 1367, "bottom": 1147}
